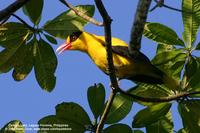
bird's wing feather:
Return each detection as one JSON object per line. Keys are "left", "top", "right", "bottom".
{"left": 111, "top": 46, "right": 151, "bottom": 63}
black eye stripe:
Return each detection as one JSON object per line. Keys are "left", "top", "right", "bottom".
{"left": 70, "top": 31, "right": 82, "bottom": 42}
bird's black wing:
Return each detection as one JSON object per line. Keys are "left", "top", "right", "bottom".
{"left": 112, "top": 46, "right": 165, "bottom": 84}
{"left": 111, "top": 46, "right": 151, "bottom": 63}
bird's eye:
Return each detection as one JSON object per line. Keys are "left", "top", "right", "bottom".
{"left": 70, "top": 35, "right": 77, "bottom": 42}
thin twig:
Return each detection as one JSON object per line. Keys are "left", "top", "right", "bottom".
{"left": 11, "top": 14, "right": 35, "bottom": 32}
{"left": 151, "top": 0, "right": 193, "bottom": 14}
{"left": 0, "top": 0, "right": 31, "bottom": 21}
{"left": 119, "top": 89, "right": 200, "bottom": 103}
{"left": 129, "top": 0, "right": 152, "bottom": 55}
{"left": 94, "top": 0, "right": 119, "bottom": 132}
{"left": 59, "top": 0, "right": 103, "bottom": 26}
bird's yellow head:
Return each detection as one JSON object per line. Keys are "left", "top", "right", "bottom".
{"left": 56, "top": 31, "right": 88, "bottom": 53}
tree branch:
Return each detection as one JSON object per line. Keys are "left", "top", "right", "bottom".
{"left": 150, "top": 0, "right": 193, "bottom": 14}
{"left": 129, "top": 0, "right": 152, "bottom": 54}
{"left": 94, "top": 0, "right": 119, "bottom": 133}
{"left": 119, "top": 89, "right": 200, "bottom": 103}
{"left": 59, "top": 0, "right": 103, "bottom": 26}
{"left": 0, "top": 0, "right": 31, "bottom": 22}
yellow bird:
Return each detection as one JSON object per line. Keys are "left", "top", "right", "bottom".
{"left": 56, "top": 31, "right": 179, "bottom": 89}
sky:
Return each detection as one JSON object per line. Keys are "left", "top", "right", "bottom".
{"left": 0, "top": 0, "right": 185, "bottom": 132}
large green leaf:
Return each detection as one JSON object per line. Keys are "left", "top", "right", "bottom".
{"left": 0, "top": 22, "right": 30, "bottom": 48}
{"left": 125, "top": 84, "right": 171, "bottom": 106}
{"left": 182, "top": 0, "right": 200, "bottom": 47}
{"left": 105, "top": 94, "right": 133, "bottom": 124}
{"left": 152, "top": 49, "right": 185, "bottom": 66}
{"left": 87, "top": 83, "right": 105, "bottom": 119}
{"left": 186, "top": 56, "right": 198, "bottom": 80}
{"left": 188, "top": 57, "right": 200, "bottom": 91}
{"left": 146, "top": 111, "right": 174, "bottom": 133}
{"left": 103, "top": 124, "right": 132, "bottom": 133}
{"left": 0, "top": 25, "right": 30, "bottom": 73}
{"left": 156, "top": 44, "right": 175, "bottom": 54}
{"left": 38, "top": 115, "right": 86, "bottom": 133}
{"left": 43, "top": 5, "right": 95, "bottom": 39}
{"left": 23, "top": 0, "right": 43, "bottom": 25}
{"left": 43, "top": 33, "right": 57, "bottom": 45}
{"left": 12, "top": 40, "right": 34, "bottom": 81}
{"left": 178, "top": 100, "right": 200, "bottom": 133}
{"left": 56, "top": 102, "right": 91, "bottom": 127}
{"left": 132, "top": 103, "right": 171, "bottom": 128}
{"left": 0, "top": 120, "right": 24, "bottom": 133}
{"left": 34, "top": 39, "right": 57, "bottom": 92}
{"left": 143, "top": 23, "right": 184, "bottom": 46}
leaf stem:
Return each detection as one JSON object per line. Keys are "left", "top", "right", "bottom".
{"left": 11, "top": 14, "right": 36, "bottom": 32}
{"left": 59, "top": 0, "right": 103, "bottom": 26}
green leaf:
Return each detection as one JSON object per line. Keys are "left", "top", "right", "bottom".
{"left": 195, "top": 41, "right": 200, "bottom": 50}
{"left": 38, "top": 115, "right": 85, "bottom": 133}
{"left": 146, "top": 111, "right": 174, "bottom": 133}
{"left": 178, "top": 100, "right": 200, "bottom": 133}
{"left": 125, "top": 85, "right": 171, "bottom": 106}
{"left": 12, "top": 40, "right": 34, "bottom": 81}
{"left": 143, "top": 23, "right": 184, "bottom": 46}
{"left": 87, "top": 83, "right": 105, "bottom": 119}
{"left": 188, "top": 57, "right": 200, "bottom": 90}
{"left": 34, "top": 39, "right": 57, "bottom": 92}
{"left": 0, "top": 22, "right": 30, "bottom": 48}
{"left": 182, "top": 0, "right": 200, "bottom": 47}
{"left": 0, "top": 31, "right": 30, "bottom": 73}
{"left": 43, "top": 5, "right": 95, "bottom": 39}
{"left": 186, "top": 57, "right": 198, "bottom": 79}
{"left": 152, "top": 49, "right": 185, "bottom": 66}
{"left": 156, "top": 44, "right": 175, "bottom": 54}
{"left": 43, "top": 33, "right": 57, "bottom": 45}
{"left": 133, "top": 130, "right": 144, "bottom": 133}
{"left": 177, "top": 128, "right": 189, "bottom": 133}
{"left": 56, "top": 102, "right": 91, "bottom": 127}
{"left": 132, "top": 103, "right": 171, "bottom": 128}
{"left": 103, "top": 124, "right": 132, "bottom": 133}
{"left": 23, "top": 0, "right": 43, "bottom": 25}
{"left": 105, "top": 94, "right": 133, "bottom": 124}
{"left": 169, "top": 60, "right": 185, "bottom": 78}
{"left": 1, "top": 120, "right": 24, "bottom": 133}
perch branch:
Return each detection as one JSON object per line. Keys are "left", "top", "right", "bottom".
{"left": 0, "top": 0, "right": 31, "bottom": 21}
{"left": 94, "top": 0, "right": 119, "bottom": 132}
{"left": 119, "top": 89, "right": 200, "bottom": 103}
{"left": 59, "top": 0, "right": 103, "bottom": 26}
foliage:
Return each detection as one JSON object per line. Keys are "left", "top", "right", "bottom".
{"left": 0, "top": 120, "right": 24, "bottom": 133}
{"left": 1, "top": 0, "right": 200, "bottom": 133}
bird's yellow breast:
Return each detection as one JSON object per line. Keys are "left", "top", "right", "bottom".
{"left": 84, "top": 33, "right": 136, "bottom": 78}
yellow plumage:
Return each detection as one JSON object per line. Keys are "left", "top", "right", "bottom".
{"left": 57, "top": 31, "right": 179, "bottom": 90}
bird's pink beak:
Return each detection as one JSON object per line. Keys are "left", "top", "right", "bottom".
{"left": 56, "top": 42, "right": 72, "bottom": 54}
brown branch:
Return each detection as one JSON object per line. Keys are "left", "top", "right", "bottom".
{"left": 59, "top": 0, "right": 103, "bottom": 26}
{"left": 0, "top": 0, "right": 31, "bottom": 22}
{"left": 119, "top": 89, "right": 200, "bottom": 103}
{"left": 94, "top": 0, "right": 119, "bottom": 133}
{"left": 129, "top": 0, "right": 152, "bottom": 54}
{"left": 151, "top": 0, "right": 193, "bottom": 14}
